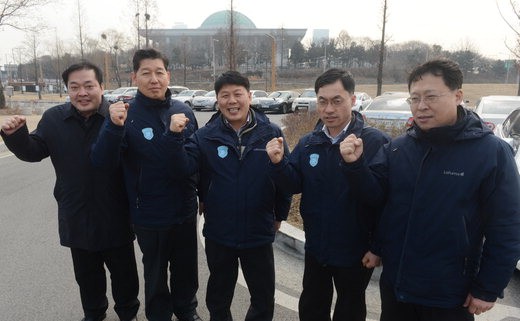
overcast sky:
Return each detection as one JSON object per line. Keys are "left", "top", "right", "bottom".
{"left": 0, "top": 0, "right": 517, "bottom": 64}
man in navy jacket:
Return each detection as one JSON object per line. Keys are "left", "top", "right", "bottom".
{"left": 1, "top": 61, "right": 139, "bottom": 321}
{"left": 342, "top": 58, "right": 520, "bottom": 321}
{"left": 91, "top": 49, "right": 201, "bottom": 321}
{"left": 169, "top": 71, "right": 291, "bottom": 321}
{"left": 266, "top": 68, "right": 390, "bottom": 321}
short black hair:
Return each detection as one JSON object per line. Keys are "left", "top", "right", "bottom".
{"left": 408, "top": 58, "right": 463, "bottom": 91}
{"left": 62, "top": 61, "right": 103, "bottom": 86}
{"left": 214, "top": 70, "right": 250, "bottom": 94}
{"left": 315, "top": 68, "right": 355, "bottom": 94}
{"left": 132, "top": 48, "right": 169, "bottom": 72}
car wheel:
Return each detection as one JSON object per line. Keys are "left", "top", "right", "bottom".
{"left": 281, "top": 103, "right": 288, "bottom": 114}
{"left": 212, "top": 102, "right": 218, "bottom": 111}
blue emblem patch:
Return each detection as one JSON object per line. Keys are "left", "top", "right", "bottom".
{"left": 217, "top": 145, "right": 228, "bottom": 158}
{"left": 142, "top": 127, "right": 154, "bottom": 140}
{"left": 309, "top": 153, "right": 319, "bottom": 167}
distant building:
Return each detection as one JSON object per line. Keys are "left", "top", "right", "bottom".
{"left": 141, "top": 10, "right": 312, "bottom": 68}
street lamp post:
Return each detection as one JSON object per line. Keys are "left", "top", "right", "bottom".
{"left": 265, "top": 34, "right": 276, "bottom": 92}
{"left": 212, "top": 38, "right": 219, "bottom": 83}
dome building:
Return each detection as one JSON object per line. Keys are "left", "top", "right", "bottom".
{"left": 141, "top": 10, "right": 308, "bottom": 70}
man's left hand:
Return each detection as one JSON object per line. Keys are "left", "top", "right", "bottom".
{"left": 463, "top": 293, "right": 495, "bottom": 315}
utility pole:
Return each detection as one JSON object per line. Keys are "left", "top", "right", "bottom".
{"left": 265, "top": 34, "right": 276, "bottom": 91}
{"left": 212, "top": 38, "right": 219, "bottom": 82}
{"left": 376, "top": 0, "right": 388, "bottom": 96}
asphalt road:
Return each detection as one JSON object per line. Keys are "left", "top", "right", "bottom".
{"left": 0, "top": 110, "right": 519, "bottom": 321}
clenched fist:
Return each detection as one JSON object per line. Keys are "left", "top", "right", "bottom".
{"left": 170, "top": 113, "right": 190, "bottom": 133}
{"left": 266, "top": 137, "right": 284, "bottom": 164}
{"left": 340, "top": 134, "right": 363, "bottom": 163}
{"left": 1, "top": 115, "right": 26, "bottom": 136}
{"left": 109, "top": 101, "right": 129, "bottom": 126}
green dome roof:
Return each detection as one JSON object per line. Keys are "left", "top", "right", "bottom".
{"left": 199, "top": 10, "right": 256, "bottom": 29}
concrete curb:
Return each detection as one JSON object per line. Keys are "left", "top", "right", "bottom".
{"left": 275, "top": 221, "right": 305, "bottom": 259}
{"left": 0, "top": 142, "right": 7, "bottom": 154}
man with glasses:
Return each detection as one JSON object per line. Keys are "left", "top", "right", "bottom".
{"left": 266, "top": 68, "right": 390, "bottom": 321}
{"left": 341, "top": 58, "right": 520, "bottom": 320}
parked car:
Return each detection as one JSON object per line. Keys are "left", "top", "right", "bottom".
{"left": 353, "top": 92, "right": 373, "bottom": 111}
{"left": 252, "top": 90, "right": 299, "bottom": 114}
{"left": 360, "top": 92, "right": 413, "bottom": 130}
{"left": 493, "top": 107, "right": 520, "bottom": 271}
{"left": 192, "top": 90, "right": 218, "bottom": 111}
{"left": 474, "top": 95, "right": 520, "bottom": 130}
{"left": 291, "top": 88, "right": 317, "bottom": 112}
{"left": 172, "top": 89, "right": 208, "bottom": 108}
{"left": 169, "top": 85, "right": 189, "bottom": 96}
{"left": 104, "top": 86, "right": 138, "bottom": 103}
{"left": 250, "top": 90, "right": 269, "bottom": 99}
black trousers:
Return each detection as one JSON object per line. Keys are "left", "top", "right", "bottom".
{"left": 205, "top": 239, "right": 275, "bottom": 321}
{"left": 379, "top": 279, "right": 474, "bottom": 321}
{"left": 298, "top": 253, "right": 373, "bottom": 321}
{"left": 134, "top": 218, "right": 199, "bottom": 321}
{"left": 70, "top": 242, "right": 140, "bottom": 321}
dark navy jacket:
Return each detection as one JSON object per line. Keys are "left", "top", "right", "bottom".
{"left": 346, "top": 107, "right": 520, "bottom": 308}
{"left": 1, "top": 100, "right": 134, "bottom": 251}
{"left": 270, "top": 111, "right": 390, "bottom": 267}
{"left": 171, "top": 108, "right": 291, "bottom": 248}
{"left": 91, "top": 90, "right": 199, "bottom": 228}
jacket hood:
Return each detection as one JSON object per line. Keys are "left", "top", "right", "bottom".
{"left": 407, "top": 106, "right": 492, "bottom": 143}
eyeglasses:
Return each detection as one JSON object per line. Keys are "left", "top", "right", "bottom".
{"left": 406, "top": 92, "right": 450, "bottom": 106}
{"left": 317, "top": 97, "right": 345, "bottom": 108}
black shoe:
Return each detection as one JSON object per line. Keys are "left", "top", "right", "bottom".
{"left": 81, "top": 313, "right": 106, "bottom": 321}
{"left": 178, "top": 312, "right": 203, "bottom": 321}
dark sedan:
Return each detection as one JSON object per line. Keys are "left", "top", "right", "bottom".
{"left": 251, "top": 90, "right": 299, "bottom": 114}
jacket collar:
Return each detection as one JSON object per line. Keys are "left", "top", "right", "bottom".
{"left": 309, "top": 110, "right": 365, "bottom": 145}
{"left": 408, "top": 106, "right": 492, "bottom": 143}
{"left": 133, "top": 88, "right": 172, "bottom": 110}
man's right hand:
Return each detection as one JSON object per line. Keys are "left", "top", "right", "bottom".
{"left": 340, "top": 134, "right": 363, "bottom": 163}
{"left": 170, "top": 113, "right": 189, "bottom": 133}
{"left": 109, "top": 101, "right": 129, "bottom": 126}
{"left": 266, "top": 137, "right": 284, "bottom": 164}
{"left": 1, "top": 115, "right": 26, "bottom": 136}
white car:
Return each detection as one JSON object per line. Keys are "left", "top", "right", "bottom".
{"left": 291, "top": 88, "right": 317, "bottom": 112}
{"left": 353, "top": 92, "right": 373, "bottom": 111}
{"left": 493, "top": 107, "right": 520, "bottom": 271}
{"left": 474, "top": 95, "right": 520, "bottom": 130}
{"left": 192, "top": 90, "right": 217, "bottom": 111}
{"left": 172, "top": 89, "right": 208, "bottom": 108}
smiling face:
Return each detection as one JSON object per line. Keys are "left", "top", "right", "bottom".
{"left": 131, "top": 58, "right": 170, "bottom": 100}
{"left": 67, "top": 69, "right": 104, "bottom": 117}
{"left": 217, "top": 84, "right": 252, "bottom": 130}
{"left": 409, "top": 73, "right": 462, "bottom": 131}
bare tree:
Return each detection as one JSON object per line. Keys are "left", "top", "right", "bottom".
{"left": 496, "top": 0, "right": 520, "bottom": 94}
{"left": 376, "top": 0, "right": 388, "bottom": 96}
{"left": 0, "top": 0, "right": 51, "bottom": 30}
{"left": 0, "top": 0, "right": 52, "bottom": 108}
{"left": 24, "top": 29, "right": 42, "bottom": 99}
{"left": 75, "top": 0, "right": 86, "bottom": 58}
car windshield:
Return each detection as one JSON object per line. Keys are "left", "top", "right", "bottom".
{"left": 205, "top": 91, "right": 216, "bottom": 97}
{"left": 268, "top": 92, "right": 283, "bottom": 98}
{"left": 111, "top": 87, "right": 129, "bottom": 94}
{"left": 365, "top": 97, "right": 410, "bottom": 111}
{"left": 178, "top": 90, "right": 195, "bottom": 96}
{"left": 300, "top": 90, "right": 316, "bottom": 98}
{"left": 481, "top": 100, "right": 520, "bottom": 114}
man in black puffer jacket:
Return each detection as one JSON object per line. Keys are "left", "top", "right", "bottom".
{"left": 342, "top": 58, "right": 520, "bottom": 321}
